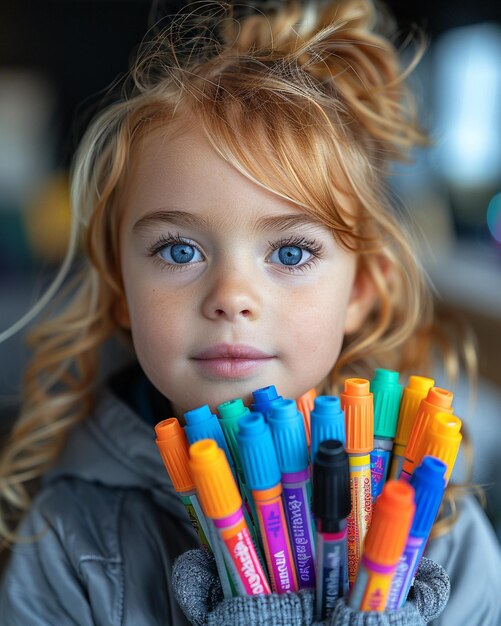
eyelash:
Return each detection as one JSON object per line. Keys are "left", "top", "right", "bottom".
{"left": 147, "top": 233, "right": 324, "bottom": 273}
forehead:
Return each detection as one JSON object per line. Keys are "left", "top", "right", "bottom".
{"left": 122, "top": 121, "right": 316, "bottom": 227}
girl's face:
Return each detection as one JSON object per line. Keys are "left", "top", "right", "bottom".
{"left": 119, "top": 123, "right": 368, "bottom": 419}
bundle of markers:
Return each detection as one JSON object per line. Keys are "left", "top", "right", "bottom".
{"left": 154, "top": 370, "right": 462, "bottom": 619}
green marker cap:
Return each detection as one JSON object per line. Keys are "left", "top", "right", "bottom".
{"left": 217, "top": 398, "right": 250, "bottom": 473}
{"left": 370, "top": 368, "right": 403, "bottom": 439}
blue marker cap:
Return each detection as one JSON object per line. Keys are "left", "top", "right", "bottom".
{"left": 236, "top": 412, "right": 281, "bottom": 490}
{"left": 267, "top": 398, "right": 309, "bottom": 474}
{"left": 251, "top": 385, "right": 282, "bottom": 416}
{"left": 409, "top": 456, "right": 447, "bottom": 538}
{"left": 370, "top": 368, "right": 403, "bottom": 439}
{"left": 183, "top": 404, "right": 234, "bottom": 470}
{"left": 310, "top": 396, "right": 345, "bottom": 463}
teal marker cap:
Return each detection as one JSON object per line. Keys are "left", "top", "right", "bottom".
{"left": 310, "top": 396, "right": 345, "bottom": 463}
{"left": 183, "top": 404, "right": 234, "bottom": 470}
{"left": 251, "top": 385, "right": 282, "bottom": 417}
{"left": 217, "top": 398, "right": 250, "bottom": 474}
{"left": 267, "top": 398, "right": 309, "bottom": 474}
{"left": 236, "top": 412, "right": 281, "bottom": 490}
{"left": 370, "top": 368, "right": 403, "bottom": 439}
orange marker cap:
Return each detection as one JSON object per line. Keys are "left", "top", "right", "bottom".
{"left": 412, "top": 412, "right": 462, "bottom": 483}
{"left": 404, "top": 387, "right": 453, "bottom": 464}
{"left": 363, "top": 479, "right": 415, "bottom": 567}
{"left": 296, "top": 387, "right": 317, "bottom": 448}
{"left": 189, "top": 439, "right": 242, "bottom": 519}
{"left": 340, "top": 378, "right": 373, "bottom": 454}
{"left": 155, "top": 418, "right": 194, "bottom": 493}
{"left": 394, "top": 376, "right": 435, "bottom": 447}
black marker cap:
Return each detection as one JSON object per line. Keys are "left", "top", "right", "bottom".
{"left": 312, "top": 439, "right": 351, "bottom": 533}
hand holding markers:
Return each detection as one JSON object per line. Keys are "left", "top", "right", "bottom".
{"left": 156, "top": 369, "right": 460, "bottom": 614}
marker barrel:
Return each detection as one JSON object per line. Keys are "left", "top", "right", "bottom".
{"left": 388, "top": 446, "right": 406, "bottom": 481}
{"left": 315, "top": 529, "right": 348, "bottom": 619}
{"left": 214, "top": 508, "right": 271, "bottom": 595}
{"left": 349, "top": 556, "right": 397, "bottom": 611}
{"left": 252, "top": 484, "right": 298, "bottom": 593}
{"left": 346, "top": 454, "right": 372, "bottom": 585}
{"left": 282, "top": 470, "right": 317, "bottom": 589}
{"left": 370, "top": 438, "right": 393, "bottom": 502}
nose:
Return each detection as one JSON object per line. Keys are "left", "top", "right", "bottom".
{"left": 201, "top": 266, "right": 262, "bottom": 322}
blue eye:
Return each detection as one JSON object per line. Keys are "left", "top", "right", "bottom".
{"left": 269, "top": 245, "right": 311, "bottom": 266}
{"left": 159, "top": 242, "right": 203, "bottom": 264}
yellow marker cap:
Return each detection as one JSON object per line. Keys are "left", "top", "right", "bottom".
{"left": 404, "top": 387, "right": 453, "bottom": 465}
{"left": 412, "top": 412, "right": 462, "bottom": 483}
{"left": 363, "top": 479, "right": 415, "bottom": 567}
{"left": 394, "top": 376, "right": 435, "bottom": 448}
{"left": 155, "top": 418, "right": 194, "bottom": 493}
{"left": 189, "top": 439, "right": 242, "bottom": 519}
{"left": 340, "top": 378, "right": 373, "bottom": 454}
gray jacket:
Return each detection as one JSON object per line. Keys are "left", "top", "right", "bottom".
{"left": 1, "top": 368, "right": 500, "bottom": 625}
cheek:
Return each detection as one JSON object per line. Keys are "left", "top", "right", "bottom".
{"left": 124, "top": 279, "right": 189, "bottom": 366}
{"left": 280, "top": 280, "right": 352, "bottom": 379}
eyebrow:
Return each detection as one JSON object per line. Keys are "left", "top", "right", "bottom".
{"left": 132, "top": 209, "right": 327, "bottom": 234}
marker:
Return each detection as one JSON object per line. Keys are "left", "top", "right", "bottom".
{"left": 184, "top": 404, "right": 237, "bottom": 479}
{"left": 217, "top": 398, "right": 264, "bottom": 555}
{"left": 189, "top": 439, "right": 271, "bottom": 596}
{"left": 370, "top": 369, "right": 403, "bottom": 501}
{"left": 155, "top": 418, "right": 211, "bottom": 547}
{"left": 155, "top": 418, "right": 234, "bottom": 598}
{"left": 340, "top": 378, "right": 374, "bottom": 586}
{"left": 349, "top": 480, "right": 415, "bottom": 612}
{"left": 217, "top": 399, "right": 251, "bottom": 477}
{"left": 401, "top": 412, "right": 462, "bottom": 483}
{"left": 251, "top": 385, "right": 282, "bottom": 418}
{"left": 401, "top": 387, "right": 453, "bottom": 475}
{"left": 268, "top": 398, "right": 316, "bottom": 589}
{"left": 296, "top": 387, "right": 317, "bottom": 449}
{"left": 387, "top": 456, "right": 446, "bottom": 609}
{"left": 236, "top": 413, "right": 298, "bottom": 593}
{"left": 388, "top": 376, "right": 435, "bottom": 480}
{"left": 312, "top": 440, "right": 351, "bottom": 620}
{"left": 310, "top": 396, "right": 346, "bottom": 466}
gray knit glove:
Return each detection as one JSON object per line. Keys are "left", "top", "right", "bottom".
{"left": 172, "top": 549, "right": 449, "bottom": 626}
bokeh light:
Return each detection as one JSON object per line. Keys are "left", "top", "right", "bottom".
{"left": 487, "top": 192, "right": 501, "bottom": 244}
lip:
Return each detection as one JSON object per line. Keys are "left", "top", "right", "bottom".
{"left": 191, "top": 344, "right": 274, "bottom": 379}
{"left": 193, "top": 344, "right": 273, "bottom": 360}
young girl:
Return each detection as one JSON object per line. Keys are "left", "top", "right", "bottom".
{"left": 1, "top": 1, "right": 500, "bottom": 624}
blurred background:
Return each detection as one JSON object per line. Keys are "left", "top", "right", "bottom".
{"left": 0, "top": 1, "right": 500, "bottom": 538}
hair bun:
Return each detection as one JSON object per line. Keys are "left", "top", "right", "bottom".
{"left": 220, "top": 0, "right": 426, "bottom": 155}
{"left": 223, "top": 0, "right": 376, "bottom": 62}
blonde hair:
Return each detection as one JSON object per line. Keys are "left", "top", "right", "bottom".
{"left": 0, "top": 0, "right": 475, "bottom": 545}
